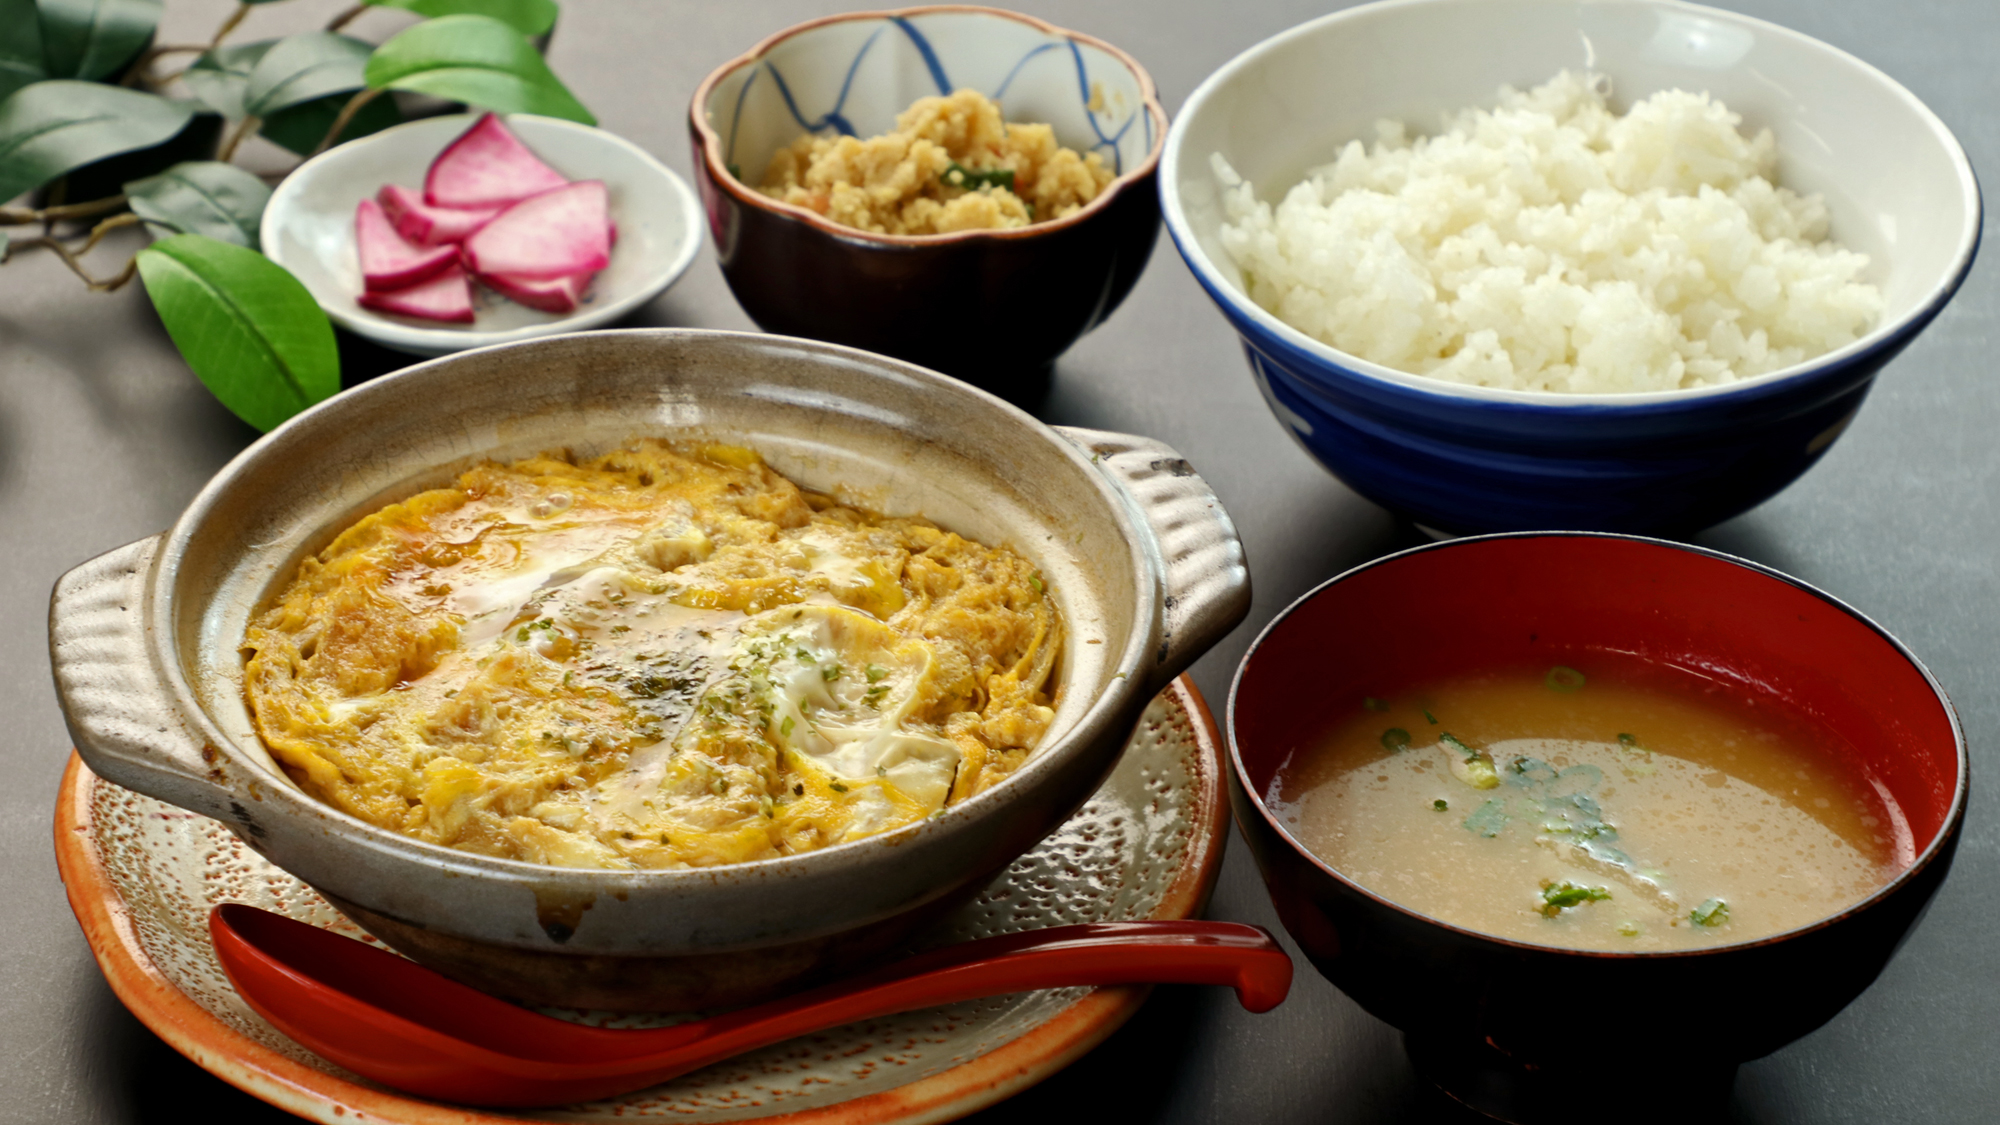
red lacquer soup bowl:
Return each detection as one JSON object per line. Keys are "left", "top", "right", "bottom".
{"left": 1226, "top": 533, "right": 1966, "bottom": 1119}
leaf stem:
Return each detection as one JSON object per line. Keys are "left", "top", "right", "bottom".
{"left": 217, "top": 115, "right": 263, "bottom": 163}
{"left": 10, "top": 217, "right": 147, "bottom": 291}
{"left": 325, "top": 3, "right": 368, "bottom": 32}
{"left": 117, "top": 44, "right": 212, "bottom": 88}
{"left": 0, "top": 195, "right": 130, "bottom": 226}
{"left": 210, "top": 3, "right": 253, "bottom": 51}
{"left": 308, "top": 87, "right": 387, "bottom": 158}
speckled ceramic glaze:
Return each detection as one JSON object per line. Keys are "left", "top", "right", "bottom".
{"left": 689, "top": 7, "right": 1167, "bottom": 393}
{"left": 49, "top": 329, "right": 1248, "bottom": 1009}
{"left": 1227, "top": 534, "right": 1967, "bottom": 1118}
{"left": 1162, "top": 0, "right": 1982, "bottom": 534}
{"left": 56, "top": 678, "right": 1229, "bottom": 1123}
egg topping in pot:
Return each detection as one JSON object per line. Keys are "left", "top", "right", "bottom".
{"left": 242, "top": 441, "right": 1062, "bottom": 869}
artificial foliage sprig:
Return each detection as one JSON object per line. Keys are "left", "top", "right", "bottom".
{"left": 0, "top": 0, "right": 583, "bottom": 432}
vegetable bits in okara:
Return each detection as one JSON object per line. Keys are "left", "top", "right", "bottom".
{"left": 355, "top": 114, "right": 614, "bottom": 323}
{"left": 1269, "top": 659, "right": 1900, "bottom": 950}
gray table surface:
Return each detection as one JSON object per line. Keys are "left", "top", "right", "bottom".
{"left": 3, "top": 0, "right": 1993, "bottom": 1120}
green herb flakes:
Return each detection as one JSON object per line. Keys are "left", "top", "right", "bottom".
{"left": 865, "top": 664, "right": 889, "bottom": 683}
{"left": 1540, "top": 881, "right": 1612, "bottom": 916}
{"left": 1421, "top": 706, "right": 1438, "bottom": 725}
{"left": 1690, "top": 898, "right": 1730, "bottom": 927}
{"left": 780, "top": 716, "right": 794, "bottom": 737}
{"left": 1545, "top": 666, "right": 1586, "bottom": 693}
{"left": 822, "top": 663, "right": 842, "bottom": 682}
{"left": 1432, "top": 799, "right": 1449, "bottom": 812}
{"left": 829, "top": 781, "right": 849, "bottom": 793}
{"left": 1381, "top": 727, "right": 1411, "bottom": 752}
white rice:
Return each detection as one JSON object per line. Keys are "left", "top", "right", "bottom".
{"left": 1212, "top": 72, "right": 1882, "bottom": 393}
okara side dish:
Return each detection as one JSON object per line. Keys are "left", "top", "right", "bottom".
{"left": 244, "top": 441, "right": 1061, "bottom": 870}
{"left": 1213, "top": 71, "right": 1883, "bottom": 392}
{"left": 759, "top": 89, "right": 1114, "bottom": 235}
{"left": 1270, "top": 664, "right": 1901, "bottom": 950}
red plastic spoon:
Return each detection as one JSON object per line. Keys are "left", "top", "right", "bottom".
{"left": 209, "top": 903, "right": 1292, "bottom": 1107}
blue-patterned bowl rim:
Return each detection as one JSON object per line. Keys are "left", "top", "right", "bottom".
{"left": 1159, "top": 0, "right": 1985, "bottom": 413}
{"left": 690, "top": 4, "right": 1167, "bottom": 247}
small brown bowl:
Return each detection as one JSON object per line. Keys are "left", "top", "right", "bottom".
{"left": 688, "top": 6, "right": 1167, "bottom": 399}
{"left": 1227, "top": 534, "right": 1967, "bottom": 1121}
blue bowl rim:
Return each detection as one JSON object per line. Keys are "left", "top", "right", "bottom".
{"left": 1223, "top": 530, "right": 1971, "bottom": 959}
{"left": 1160, "top": 0, "right": 1986, "bottom": 414}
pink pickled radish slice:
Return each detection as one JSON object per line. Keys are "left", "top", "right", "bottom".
{"left": 479, "top": 269, "right": 590, "bottom": 314}
{"left": 377, "top": 184, "right": 499, "bottom": 246}
{"left": 424, "top": 112, "right": 569, "bottom": 209}
{"left": 355, "top": 198, "right": 458, "bottom": 291}
{"left": 359, "top": 263, "right": 475, "bottom": 323}
{"left": 461, "top": 181, "right": 611, "bottom": 280}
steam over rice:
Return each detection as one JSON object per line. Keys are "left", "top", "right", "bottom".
{"left": 1212, "top": 72, "right": 1882, "bottom": 393}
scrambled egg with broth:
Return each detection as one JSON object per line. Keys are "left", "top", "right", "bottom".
{"left": 242, "top": 441, "right": 1062, "bottom": 870}
{"left": 758, "top": 89, "right": 1115, "bottom": 235}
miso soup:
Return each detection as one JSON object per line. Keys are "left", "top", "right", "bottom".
{"left": 1270, "top": 664, "right": 1904, "bottom": 950}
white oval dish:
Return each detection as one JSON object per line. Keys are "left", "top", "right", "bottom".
{"left": 263, "top": 113, "right": 703, "bottom": 357}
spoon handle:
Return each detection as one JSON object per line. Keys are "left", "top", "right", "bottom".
{"left": 656, "top": 919, "right": 1293, "bottom": 1075}
{"left": 212, "top": 905, "right": 1292, "bottom": 1106}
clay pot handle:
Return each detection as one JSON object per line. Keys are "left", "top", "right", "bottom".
{"left": 49, "top": 535, "right": 242, "bottom": 824}
{"left": 1054, "top": 427, "right": 1251, "bottom": 694}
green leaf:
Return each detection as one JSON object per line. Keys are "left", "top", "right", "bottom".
{"left": 181, "top": 40, "right": 274, "bottom": 119}
{"left": 244, "top": 31, "right": 371, "bottom": 118}
{"left": 135, "top": 233, "right": 340, "bottom": 432}
{"left": 124, "top": 161, "right": 271, "bottom": 248}
{"left": 259, "top": 87, "right": 403, "bottom": 155}
{"left": 35, "top": 0, "right": 159, "bottom": 81}
{"left": 364, "top": 0, "right": 557, "bottom": 38}
{"left": 0, "top": 0, "right": 46, "bottom": 100}
{"left": 365, "top": 13, "right": 593, "bottom": 124}
{"left": 1461, "top": 799, "right": 1509, "bottom": 838}
{"left": 0, "top": 80, "right": 193, "bottom": 202}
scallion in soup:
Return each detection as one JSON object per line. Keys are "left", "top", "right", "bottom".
{"left": 1269, "top": 665, "right": 1902, "bottom": 950}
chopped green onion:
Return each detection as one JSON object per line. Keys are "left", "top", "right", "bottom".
{"left": 1463, "top": 756, "right": 1500, "bottom": 789}
{"left": 829, "top": 781, "right": 849, "bottom": 793}
{"left": 822, "top": 663, "right": 841, "bottom": 682}
{"left": 1364, "top": 697, "right": 1389, "bottom": 712}
{"left": 1432, "top": 799, "right": 1449, "bottom": 812}
{"left": 1421, "top": 706, "right": 1438, "bottom": 725}
{"left": 1381, "top": 727, "right": 1411, "bottom": 752}
{"left": 866, "top": 664, "right": 889, "bottom": 683}
{"left": 1690, "top": 898, "right": 1730, "bottom": 927}
{"left": 780, "top": 716, "right": 794, "bottom": 737}
{"left": 1540, "top": 882, "right": 1612, "bottom": 916}
{"left": 1545, "top": 666, "right": 1586, "bottom": 692}
{"left": 942, "top": 162, "right": 1016, "bottom": 192}
{"left": 1440, "top": 732, "right": 1476, "bottom": 760}
{"left": 1028, "top": 573, "right": 1045, "bottom": 594}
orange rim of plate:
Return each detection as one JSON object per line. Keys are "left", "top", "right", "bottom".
{"left": 54, "top": 676, "right": 1229, "bottom": 1125}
